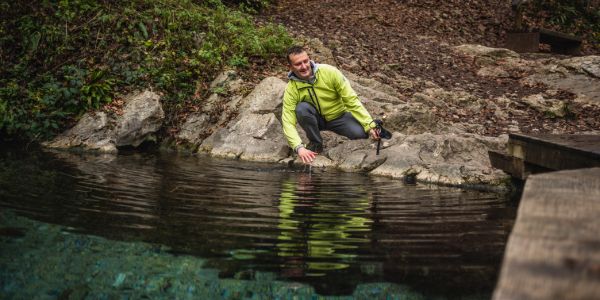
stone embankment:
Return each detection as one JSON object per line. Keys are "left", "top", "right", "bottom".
{"left": 45, "top": 44, "right": 600, "bottom": 189}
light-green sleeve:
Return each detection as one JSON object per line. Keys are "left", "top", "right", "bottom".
{"left": 334, "top": 69, "right": 375, "bottom": 132}
{"left": 281, "top": 85, "right": 303, "bottom": 150}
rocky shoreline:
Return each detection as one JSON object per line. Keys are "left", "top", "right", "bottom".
{"left": 44, "top": 44, "right": 600, "bottom": 190}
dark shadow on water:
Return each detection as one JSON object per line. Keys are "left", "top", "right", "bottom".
{"left": 0, "top": 144, "right": 516, "bottom": 297}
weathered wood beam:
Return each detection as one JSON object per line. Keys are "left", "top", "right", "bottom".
{"left": 507, "top": 134, "right": 600, "bottom": 171}
{"left": 493, "top": 168, "right": 600, "bottom": 300}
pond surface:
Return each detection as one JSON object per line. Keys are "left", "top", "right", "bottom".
{"left": 0, "top": 145, "right": 516, "bottom": 299}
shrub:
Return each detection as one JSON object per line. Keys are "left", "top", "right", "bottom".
{"left": 525, "top": 0, "right": 599, "bottom": 49}
{"left": 0, "top": 0, "right": 292, "bottom": 141}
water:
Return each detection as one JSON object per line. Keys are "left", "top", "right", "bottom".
{"left": 0, "top": 145, "right": 516, "bottom": 299}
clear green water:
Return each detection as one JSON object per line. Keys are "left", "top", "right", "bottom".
{"left": 0, "top": 146, "right": 516, "bottom": 299}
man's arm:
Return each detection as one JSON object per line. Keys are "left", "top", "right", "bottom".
{"left": 281, "top": 87, "right": 304, "bottom": 151}
{"left": 334, "top": 69, "right": 376, "bottom": 133}
{"left": 282, "top": 87, "right": 318, "bottom": 164}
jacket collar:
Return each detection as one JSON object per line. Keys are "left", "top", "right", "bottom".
{"left": 287, "top": 61, "right": 319, "bottom": 84}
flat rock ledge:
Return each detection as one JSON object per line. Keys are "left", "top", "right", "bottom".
{"left": 177, "top": 70, "right": 511, "bottom": 190}
{"left": 41, "top": 70, "right": 511, "bottom": 189}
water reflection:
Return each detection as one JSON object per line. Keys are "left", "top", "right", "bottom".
{"left": 277, "top": 175, "right": 372, "bottom": 276}
{"left": 0, "top": 146, "right": 515, "bottom": 297}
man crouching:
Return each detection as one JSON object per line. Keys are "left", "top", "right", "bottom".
{"left": 281, "top": 45, "right": 381, "bottom": 164}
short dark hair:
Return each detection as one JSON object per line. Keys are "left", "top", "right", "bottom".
{"left": 286, "top": 45, "right": 306, "bottom": 64}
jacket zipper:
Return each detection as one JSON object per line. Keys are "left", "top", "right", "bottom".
{"left": 307, "top": 86, "right": 322, "bottom": 116}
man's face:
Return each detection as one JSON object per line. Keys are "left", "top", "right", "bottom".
{"left": 288, "top": 51, "right": 312, "bottom": 80}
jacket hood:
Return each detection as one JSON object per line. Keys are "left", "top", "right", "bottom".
{"left": 287, "top": 61, "right": 319, "bottom": 84}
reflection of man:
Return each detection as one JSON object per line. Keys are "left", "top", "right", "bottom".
{"left": 282, "top": 46, "right": 380, "bottom": 165}
{"left": 276, "top": 174, "right": 372, "bottom": 277}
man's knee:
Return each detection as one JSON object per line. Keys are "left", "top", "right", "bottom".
{"left": 295, "top": 102, "right": 316, "bottom": 118}
{"left": 346, "top": 128, "right": 368, "bottom": 140}
{"left": 331, "top": 113, "right": 368, "bottom": 140}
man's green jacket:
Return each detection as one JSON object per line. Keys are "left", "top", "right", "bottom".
{"left": 282, "top": 63, "right": 374, "bottom": 151}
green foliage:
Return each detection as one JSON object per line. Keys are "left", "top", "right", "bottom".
{"left": 222, "top": 0, "right": 273, "bottom": 13}
{"left": 0, "top": 0, "right": 292, "bottom": 141}
{"left": 528, "top": 0, "right": 599, "bottom": 45}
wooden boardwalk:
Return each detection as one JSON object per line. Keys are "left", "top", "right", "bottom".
{"left": 489, "top": 133, "right": 600, "bottom": 179}
{"left": 493, "top": 168, "right": 600, "bottom": 299}
{"left": 491, "top": 134, "right": 600, "bottom": 299}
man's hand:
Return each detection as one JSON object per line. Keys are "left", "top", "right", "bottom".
{"left": 298, "top": 147, "right": 317, "bottom": 164}
{"left": 369, "top": 128, "right": 380, "bottom": 140}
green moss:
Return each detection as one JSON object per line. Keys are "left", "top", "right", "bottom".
{"left": 0, "top": 0, "right": 292, "bottom": 141}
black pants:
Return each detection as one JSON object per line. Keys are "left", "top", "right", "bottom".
{"left": 295, "top": 102, "right": 368, "bottom": 145}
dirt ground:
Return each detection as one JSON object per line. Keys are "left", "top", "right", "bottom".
{"left": 257, "top": 0, "right": 600, "bottom": 136}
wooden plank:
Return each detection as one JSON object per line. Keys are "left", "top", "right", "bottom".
{"left": 488, "top": 150, "right": 552, "bottom": 179}
{"left": 493, "top": 168, "right": 600, "bottom": 300}
{"left": 506, "top": 32, "right": 540, "bottom": 53}
{"left": 489, "top": 150, "right": 526, "bottom": 179}
{"left": 507, "top": 134, "right": 600, "bottom": 171}
{"left": 509, "top": 134, "right": 600, "bottom": 156}
{"left": 505, "top": 28, "right": 582, "bottom": 55}
{"left": 539, "top": 28, "right": 583, "bottom": 43}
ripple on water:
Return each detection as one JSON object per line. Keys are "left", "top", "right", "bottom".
{"left": 0, "top": 148, "right": 515, "bottom": 297}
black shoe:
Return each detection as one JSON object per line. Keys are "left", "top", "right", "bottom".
{"left": 374, "top": 119, "right": 392, "bottom": 139}
{"left": 306, "top": 142, "right": 323, "bottom": 154}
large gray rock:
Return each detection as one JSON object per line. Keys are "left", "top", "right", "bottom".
{"left": 453, "top": 44, "right": 520, "bottom": 65}
{"left": 459, "top": 50, "right": 600, "bottom": 105}
{"left": 199, "top": 77, "right": 289, "bottom": 162}
{"left": 381, "top": 103, "right": 448, "bottom": 134}
{"left": 177, "top": 113, "right": 211, "bottom": 146}
{"left": 523, "top": 56, "right": 600, "bottom": 104}
{"left": 369, "top": 133, "right": 509, "bottom": 187}
{"left": 287, "top": 129, "right": 510, "bottom": 187}
{"left": 43, "top": 112, "right": 116, "bottom": 153}
{"left": 522, "top": 94, "right": 568, "bottom": 117}
{"left": 557, "top": 55, "right": 600, "bottom": 78}
{"left": 345, "top": 72, "right": 405, "bottom": 105}
{"left": 239, "top": 77, "right": 287, "bottom": 113}
{"left": 201, "top": 113, "right": 288, "bottom": 162}
{"left": 177, "top": 70, "right": 245, "bottom": 148}
{"left": 43, "top": 90, "right": 164, "bottom": 152}
{"left": 115, "top": 91, "right": 164, "bottom": 147}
